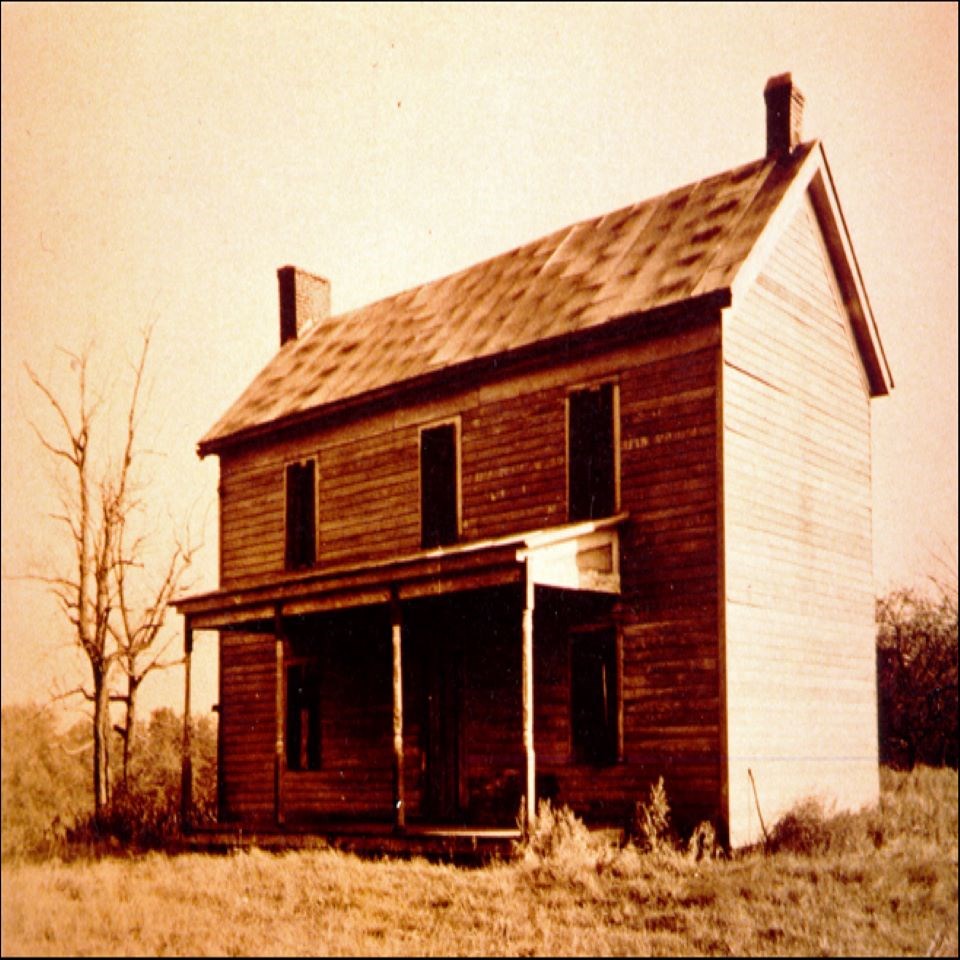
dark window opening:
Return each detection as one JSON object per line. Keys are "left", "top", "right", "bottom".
{"left": 285, "top": 460, "right": 316, "bottom": 570}
{"left": 420, "top": 423, "right": 459, "bottom": 548}
{"left": 571, "top": 628, "right": 618, "bottom": 765}
{"left": 568, "top": 383, "right": 616, "bottom": 521}
{"left": 286, "top": 660, "right": 321, "bottom": 771}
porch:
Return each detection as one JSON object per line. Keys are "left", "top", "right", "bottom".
{"left": 173, "top": 514, "right": 626, "bottom": 846}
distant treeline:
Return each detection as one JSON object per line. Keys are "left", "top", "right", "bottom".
{"left": 1, "top": 705, "right": 216, "bottom": 857}
{"left": 877, "top": 584, "right": 958, "bottom": 769}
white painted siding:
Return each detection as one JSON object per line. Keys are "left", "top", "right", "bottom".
{"left": 723, "top": 193, "right": 880, "bottom": 847}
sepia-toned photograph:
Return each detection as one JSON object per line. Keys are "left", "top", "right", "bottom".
{"left": 1, "top": 3, "right": 957, "bottom": 955}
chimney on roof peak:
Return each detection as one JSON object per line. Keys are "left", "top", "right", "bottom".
{"left": 278, "top": 265, "right": 330, "bottom": 346}
{"left": 764, "top": 73, "right": 805, "bottom": 159}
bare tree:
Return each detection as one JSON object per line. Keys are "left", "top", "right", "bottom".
{"left": 25, "top": 327, "right": 193, "bottom": 815}
{"left": 112, "top": 526, "right": 193, "bottom": 793}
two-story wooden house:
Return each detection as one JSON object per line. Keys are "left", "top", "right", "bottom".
{"left": 175, "top": 75, "right": 892, "bottom": 850}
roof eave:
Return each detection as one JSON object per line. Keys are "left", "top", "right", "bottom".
{"left": 811, "top": 143, "right": 894, "bottom": 396}
{"left": 731, "top": 141, "right": 892, "bottom": 398}
{"left": 197, "top": 287, "right": 732, "bottom": 459}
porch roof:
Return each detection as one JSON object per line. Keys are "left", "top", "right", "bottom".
{"left": 174, "top": 513, "right": 627, "bottom": 631}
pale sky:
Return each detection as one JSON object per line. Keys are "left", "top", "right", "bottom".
{"left": 2, "top": 2, "right": 957, "bottom": 717}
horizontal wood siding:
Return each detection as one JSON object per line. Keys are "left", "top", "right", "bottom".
{"left": 586, "top": 341, "right": 720, "bottom": 829}
{"left": 723, "top": 195, "right": 879, "bottom": 847}
{"left": 218, "top": 327, "right": 721, "bottom": 587}
{"left": 216, "top": 322, "right": 723, "bottom": 832}
{"left": 461, "top": 390, "right": 566, "bottom": 539}
{"left": 283, "top": 610, "right": 394, "bottom": 820}
{"left": 219, "top": 631, "right": 275, "bottom": 823}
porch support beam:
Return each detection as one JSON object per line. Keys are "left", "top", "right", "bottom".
{"left": 391, "top": 589, "right": 406, "bottom": 830}
{"left": 521, "top": 566, "right": 536, "bottom": 836}
{"left": 180, "top": 619, "right": 194, "bottom": 832}
{"left": 274, "top": 606, "right": 286, "bottom": 826}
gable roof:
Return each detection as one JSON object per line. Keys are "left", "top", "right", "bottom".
{"left": 200, "top": 139, "right": 890, "bottom": 456}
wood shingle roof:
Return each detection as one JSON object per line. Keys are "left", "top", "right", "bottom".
{"left": 201, "top": 143, "right": 821, "bottom": 453}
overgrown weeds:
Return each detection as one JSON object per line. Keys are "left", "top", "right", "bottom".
{"left": 64, "top": 780, "right": 217, "bottom": 854}
{"left": 517, "top": 776, "right": 722, "bottom": 892}
{"left": 763, "top": 798, "right": 865, "bottom": 855}
{"left": 632, "top": 776, "right": 677, "bottom": 853}
{"left": 516, "top": 799, "right": 615, "bottom": 885}
{"left": 3, "top": 768, "right": 957, "bottom": 957}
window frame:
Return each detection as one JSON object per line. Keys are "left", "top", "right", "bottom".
{"left": 284, "top": 456, "right": 318, "bottom": 571}
{"left": 569, "top": 622, "right": 623, "bottom": 766}
{"left": 418, "top": 417, "right": 462, "bottom": 549}
{"left": 565, "top": 379, "right": 620, "bottom": 523}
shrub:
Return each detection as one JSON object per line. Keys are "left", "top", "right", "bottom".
{"left": 1, "top": 706, "right": 90, "bottom": 860}
{"left": 64, "top": 709, "right": 218, "bottom": 851}
{"left": 686, "top": 820, "right": 718, "bottom": 861}
{"left": 765, "top": 798, "right": 834, "bottom": 855}
{"left": 764, "top": 798, "right": 875, "bottom": 856}
{"left": 632, "top": 776, "right": 675, "bottom": 853}
{"left": 516, "top": 799, "right": 614, "bottom": 883}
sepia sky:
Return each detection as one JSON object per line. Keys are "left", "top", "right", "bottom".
{"left": 2, "top": 2, "right": 957, "bottom": 716}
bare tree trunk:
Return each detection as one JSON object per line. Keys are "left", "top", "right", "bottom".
{"left": 93, "top": 672, "right": 111, "bottom": 814}
{"left": 120, "top": 677, "right": 141, "bottom": 792}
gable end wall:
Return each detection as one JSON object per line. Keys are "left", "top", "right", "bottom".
{"left": 722, "top": 192, "right": 880, "bottom": 847}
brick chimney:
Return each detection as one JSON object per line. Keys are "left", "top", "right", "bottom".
{"left": 764, "top": 73, "right": 805, "bottom": 159}
{"left": 278, "top": 266, "right": 331, "bottom": 346}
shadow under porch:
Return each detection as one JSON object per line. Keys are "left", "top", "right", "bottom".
{"left": 174, "top": 514, "right": 627, "bottom": 847}
{"left": 216, "top": 587, "right": 617, "bottom": 832}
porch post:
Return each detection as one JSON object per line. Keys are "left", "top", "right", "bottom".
{"left": 180, "top": 619, "right": 193, "bottom": 832}
{"left": 522, "top": 566, "right": 536, "bottom": 836}
{"left": 391, "top": 589, "right": 406, "bottom": 830}
{"left": 274, "top": 607, "right": 286, "bottom": 827}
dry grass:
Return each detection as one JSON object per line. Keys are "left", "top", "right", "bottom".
{"left": 2, "top": 767, "right": 956, "bottom": 957}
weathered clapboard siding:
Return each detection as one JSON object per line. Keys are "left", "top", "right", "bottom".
{"left": 282, "top": 610, "right": 395, "bottom": 820}
{"left": 461, "top": 389, "right": 567, "bottom": 541}
{"left": 722, "top": 194, "right": 879, "bottom": 848}
{"left": 531, "top": 603, "right": 721, "bottom": 830}
{"left": 613, "top": 338, "right": 722, "bottom": 829}
{"left": 219, "top": 631, "right": 275, "bottom": 823}
{"left": 218, "top": 323, "right": 722, "bottom": 586}
{"left": 215, "top": 317, "right": 726, "bottom": 830}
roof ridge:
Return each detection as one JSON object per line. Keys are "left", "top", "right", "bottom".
{"left": 301, "top": 153, "right": 780, "bottom": 334}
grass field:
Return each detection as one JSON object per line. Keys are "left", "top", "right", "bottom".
{"left": 2, "top": 767, "right": 957, "bottom": 957}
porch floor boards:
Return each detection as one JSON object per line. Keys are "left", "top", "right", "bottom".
{"left": 177, "top": 823, "right": 522, "bottom": 861}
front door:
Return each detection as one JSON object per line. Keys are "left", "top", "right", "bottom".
{"left": 423, "top": 634, "right": 463, "bottom": 822}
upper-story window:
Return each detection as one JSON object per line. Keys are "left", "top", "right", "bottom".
{"left": 568, "top": 381, "right": 618, "bottom": 521}
{"left": 285, "top": 459, "right": 316, "bottom": 570}
{"left": 420, "top": 421, "right": 460, "bottom": 548}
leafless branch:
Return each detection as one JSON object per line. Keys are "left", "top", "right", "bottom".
{"left": 52, "top": 685, "right": 95, "bottom": 704}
